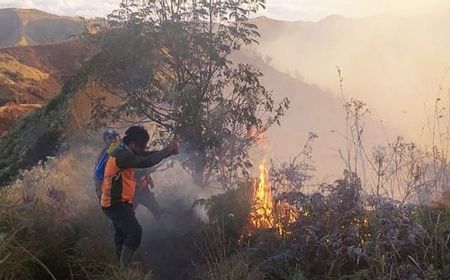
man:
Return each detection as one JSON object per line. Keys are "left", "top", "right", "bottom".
{"left": 95, "top": 129, "right": 164, "bottom": 219}
{"left": 101, "top": 126, "right": 178, "bottom": 269}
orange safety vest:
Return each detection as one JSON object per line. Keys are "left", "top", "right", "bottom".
{"left": 100, "top": 155, "right": 136, "bottom": 208}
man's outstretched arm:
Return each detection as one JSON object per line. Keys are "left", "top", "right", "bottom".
{"left": 116, "top": 140, "right": 178, "bottom": 169}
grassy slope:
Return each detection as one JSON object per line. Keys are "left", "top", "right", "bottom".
{"left": 0, "top": 40, "right": 94, "bottom": 135}
{"left": 0, "top": 75, "right": 84, "bottom": 185}
{"left": 0, "top": 40, "right": 95, "bottom": 102}
{"left": 0, "top": 53, "right": 49, "bottom": 103}
{"left": 0, "top": 53, "right": 113, "bottom": 186}
{"left": 0, "top": 9, "right": 88, "bottom": 135}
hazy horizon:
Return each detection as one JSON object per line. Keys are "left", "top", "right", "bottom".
{"left": 1, "top": 0, "right": 449, "bottom": 21}
{"left": 1, "top": 0, "right": 449, "bottom": 180}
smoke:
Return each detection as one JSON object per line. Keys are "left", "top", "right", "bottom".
{"left": 131, "top": 152, "right": 218, "bottom": 279}
{"left": 2, "top": 132, "right": 211, "bottom": 279}
{"left": 136, "top": 161, "right": 215, "bottom": 225}
{"left": 252, "top": 12, "right": 450, "bottom": 145}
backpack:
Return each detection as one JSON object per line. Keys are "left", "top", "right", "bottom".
{"left": 94, "top": 142, "right": 120, "bottom": 184}
{"left": 94, "top": 149, "right": 110, "bottom": 184}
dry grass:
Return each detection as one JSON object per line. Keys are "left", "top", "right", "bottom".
{"left": 0, "top": 53, "right": 49, "bottom": 84}
{"left": 196, "top": 174, "right": 450, "bottom": 280}
{"left": 0, "top": 150, "right": 153, "bottom": 280}
{"left": 0, "top": 52, "right": 50, "bottom": 104}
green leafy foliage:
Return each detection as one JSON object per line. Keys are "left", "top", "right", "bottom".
{"left": 91, "top": 0, "right": 289, "bottom": 188}
{"left": 195, "top": 183, "right": 251, "bottom": 241}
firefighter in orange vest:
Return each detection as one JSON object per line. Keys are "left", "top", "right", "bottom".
{"left": 95, "top": 129, "right": 163, "bottom": 220}
{"left": 101, "top": 126, "right": 178, "bottom": 268}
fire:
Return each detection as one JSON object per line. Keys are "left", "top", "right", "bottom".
{"left": 246, "top": 162, "right": 298, "bottom": 236}
{"left": 249, "top": 162, "right": 275, "bottom": 229}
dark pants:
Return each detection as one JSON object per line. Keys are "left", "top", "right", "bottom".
{"left": 134, "top": 187, "right": 162, "bottom": 220}
{"left": 102, "top": 203, "right": 143, "bottom": 258}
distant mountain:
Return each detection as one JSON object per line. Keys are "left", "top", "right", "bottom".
{"left": 250, "top": 14, "right": 450, "bottom": 141}
{"left": 0, "top": 8, "right": 84, "bottom": 48}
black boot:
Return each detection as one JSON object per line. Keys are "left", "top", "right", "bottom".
{"left": 119, "top": 246, "right": 135, "bottom": 270}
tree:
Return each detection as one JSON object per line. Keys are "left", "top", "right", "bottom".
{"left": 92, "top": 0, "right": 289, "bottom": 188}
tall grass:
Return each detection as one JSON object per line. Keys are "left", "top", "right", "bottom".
{"left": 0, "top": 151, "right": 153, "bottom": 280}
{"left": 197, "top": 224, "right": 264, "bottom": 280}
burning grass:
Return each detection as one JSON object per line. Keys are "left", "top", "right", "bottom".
{"left": 198, "top": 170, "right": 450, "bottom": 280}
{"left": 248, "top": 162, "right": 275, "bottom": 230}
{"left": 2, "top": 150, "right": 450, "bottom": 280}
{"left": 244, "top": 162, "right": 298, "bottom": 237}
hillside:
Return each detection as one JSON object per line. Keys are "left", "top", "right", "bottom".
{"left": 250, "top": 14, "right": 450, "bottom": 140}
{"left": 236, "top": 51, "right": 391, "bottom": 181}
{"left": 0, "top": 8, "right": 84, "bottom": 48}
{"left": 0, "top": 8, "right": 94, "bottom": 135}
{"left": 0, "top": 40, "right": 95, "bottom": 134}
{"left": 0, "top": 64, "right": 112, "bottom": 185}
{"left": 0, "top": 40, "right": 94, "bottom": 103}
{"left": 0, "top": 8, "right": 393, "bottom": 183}
{"left": 3, "top": 5, "right": 450, "bottom": 280}
{"left": 0, "top": 43, "right": 389, "bottom": 185}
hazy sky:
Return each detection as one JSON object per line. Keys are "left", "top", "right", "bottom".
{"left": 264, "top": 0, "right": 449, "bottom": 20}
{"left": 0, "top": 0, "right": 448, "bottom": 20}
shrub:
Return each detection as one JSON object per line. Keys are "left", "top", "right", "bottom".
{"left": 198, "top": 171, "right": 450, "bottom": 280}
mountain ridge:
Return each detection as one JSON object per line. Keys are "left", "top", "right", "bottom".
{"left": 0, "top": 7, "right": 84, "bottom": 48}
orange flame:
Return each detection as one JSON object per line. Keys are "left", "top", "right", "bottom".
{"left": 246, "top": 161, "right": 298, "bottom": 236}
{"left": 249, "top": 162, "right": 275, "bottom": 229}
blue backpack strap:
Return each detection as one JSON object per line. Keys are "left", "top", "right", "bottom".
{"left": 94, "top": 144, "right": 125, "bottom": 183}
{"left": 94, "top": 150, "right": 110, "bottom": 183}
